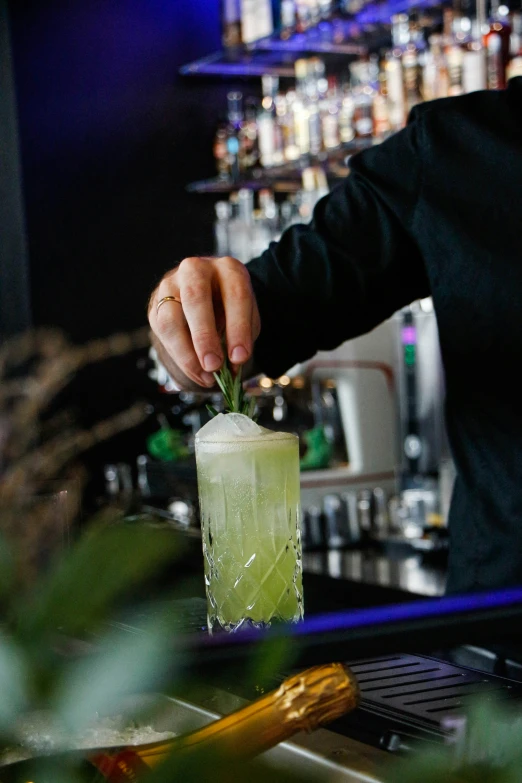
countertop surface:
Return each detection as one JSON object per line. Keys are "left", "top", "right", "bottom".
{"left": 303, "top": 547, "right": 447, "bottom": 598}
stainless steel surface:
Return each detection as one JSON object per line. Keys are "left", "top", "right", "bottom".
{"left": 303, "top": 550, "right": 446, "bottom": 596}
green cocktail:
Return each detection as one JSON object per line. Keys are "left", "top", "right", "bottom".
{"left": 195, "top": 413, "right": 303, "bottom": 633}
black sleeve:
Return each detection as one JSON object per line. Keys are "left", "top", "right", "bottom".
{"left": 247, "top": 111, "right": 431, "bottom": 379}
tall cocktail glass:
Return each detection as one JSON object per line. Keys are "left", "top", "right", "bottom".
{"left": 195, "top": 413, "right": 303, "bottom": 633}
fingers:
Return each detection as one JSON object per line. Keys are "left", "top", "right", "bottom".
{"left": 148, "top": 256, "right": 260, "bottom": 389}
{"left": 176, "top": 258, "right": 224, "bottom": 373}
{"left": 149, "top": 269, "right": 215, "bottom": 388}
{"left": 215, "top": 258, "right": 257, "bottom": 366}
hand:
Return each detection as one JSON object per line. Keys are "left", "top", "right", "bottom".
{"left": 148, "top": 256, "right": 261, "bottom": 390}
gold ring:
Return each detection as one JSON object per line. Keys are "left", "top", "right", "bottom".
{"left": 156, "top": 295, "right": 182, "bottom": 315}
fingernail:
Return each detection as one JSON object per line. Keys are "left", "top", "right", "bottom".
{"left": 231, "top": 345, "right": 248, "bottom": 363}
{"left": 201, "top": 372, "right": 215, "bottom": 387}
{"left": 203, "top": 352, "right": 222, "bottom": 372}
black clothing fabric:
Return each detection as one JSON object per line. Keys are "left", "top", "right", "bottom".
{"left": 247, "top": 77, "right": 522, "bottom": 594}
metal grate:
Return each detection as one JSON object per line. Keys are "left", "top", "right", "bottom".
{"left": 343, "top": 653, "right": 522, "bottom": 736}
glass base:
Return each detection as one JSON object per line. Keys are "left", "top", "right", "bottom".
{"left": 207, "top": 608, "right": 304, "bottom": 635}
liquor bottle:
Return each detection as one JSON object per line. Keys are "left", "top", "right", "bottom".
{"left": 257, "top": 75, "right": 284, "bottom": 167}
{"left": 214, "top": 200, "right": 232, "bottom": 256}
{"left": 240, "top": 97, "right": 260, "bottom": 170}
{"left": 484, "top": 0, "right": 511, "bottom": 89}
{"left": 240, "top": 0, "right": 274, "bottom": 45}
{"left": 423, "top": 34, "right": 449, "bottom": 101}
{"left": 321, "top": 76, "right": 341, "bottom": 150}
{"left": 308, "top": 0, "right": 322, "bottom": 27}
{"left": 338, "top": 83, "right": 355, "bottom": 143}
{"left": 350, "top": 61, "right": 375, "bottom": 138}
{"left": 372, "top": 57, "right": 390, "bottom": 138}
{"left": 221, "top": 0, "right": 242, "bottom": 48}
{"left": 507, "top": 8, "right": 522, "bottom": 80}
{"left": 87, "top": 665, "right": 359, "bottom": 782}
{"left": 462, "top": 36, "right": 487, "bottom": 92}
{"left": 295, "top": 0, "right": 312, "bottom": 32}
{"left": 402, "top": 43, "right": 424, "bottom": 115}
{"left": 307, "top": 58, "right": 326, "bottom": 155}
{"left": 280, "top": 0, "right": 296, "bottom": 37}
{"left": 279, "top": 90, "right": 300, "bottom": 160}
{"left": 213, "top": 123, "right": 230, "bottom": 179}
{"left": 385, "top": 48, "right": 406, "bottom": 130}
{"left": 229, "top": 187, "right": 254, "bottom": 261}
{"left": 319, "top": 0, "right": 334, "bottom": 20}
{"left": 445, "top": 39, "right": 465, "bottom": 95}
{"left": 294, "top": 59, "right": 312, "bottom": 156}
{"left": 225, "top": 91, "right": 244, "bottom": 182}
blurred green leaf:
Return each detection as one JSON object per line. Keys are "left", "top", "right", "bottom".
{"left": 0, "top": 536, "right": 14, "bottom": 600}
{"left": 15, "top": 525, "right": 180, "bottom": 643}
{"left": 142, "top": 742, "right": 321, "bottom": 783}
{"left": 245, "top": 635, "right": 295, "bottom": 694}
{"left": 53, "top": 613, "right": 181, "bottom": 735}
{"left": 0, "top": 634, "right": 28, "bottom": 732}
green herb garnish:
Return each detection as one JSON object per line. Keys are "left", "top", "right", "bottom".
{"left": 207, "top": 355, "right": 256, "bottom": 419}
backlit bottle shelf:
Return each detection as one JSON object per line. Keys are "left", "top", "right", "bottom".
{"left": 186, "top": 137, "right": 379, "bottom": 193}
{"left": 179, "top": 0, "right": 445, "bottom": 79}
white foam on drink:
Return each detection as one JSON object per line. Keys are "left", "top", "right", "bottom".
{"left": 196, "top": 413, "right": 293, "bottom": 444}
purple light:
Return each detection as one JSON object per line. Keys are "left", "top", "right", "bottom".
{"left": 198, "top": 586, "right": 522, "bottom": 648}
{"left": 401, "top": 325, "right": 417, "bottom": 345}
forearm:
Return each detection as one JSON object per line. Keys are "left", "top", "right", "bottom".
{"left": 248, "top": 120, "right": 430, "bottom": 379}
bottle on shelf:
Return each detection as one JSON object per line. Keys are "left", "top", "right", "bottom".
{"left": 215, "top": 201, "right": 232, "bottom": 256}
{"left": 372, "top": 57, "right": 391, "bottom": 138}
{"left": 294, "top": 58, "right": 312, "bottom": 156}
{"left": 295, "top": 0, "right": 312, "bottom": 32}
{"left": 257, "top": 75, "right": 285, "bottom": 167}
{"left": 384, "top": 47, "right": 406, "bottom": 131}
{"left": 240, "top": 97, "right": 260, "bottom": 170}
{"left": 306, "top": 58, "right": 326, "bottom": 156}
{"left": 277, "top": 90, "right": 300, "bottom": 161}
{"left": 225, "top": 91, "right": 244, "bottom": 182}
{"left": 228, "top": 188, "right": 254, "bottom": 261}
{"left": 507, "top": 6, "right": 522, "bottom": 80}
{"left": 213, "top": 123, "right": 230, "bottom": 180}
{"left": 221, "top": 0, "right": 243, "bottom": 48}
{"left": 321, "top": 76, "right": 342, "bottom": 150}
{"left": 280, "top": 0, "right": 296, "bottom": 38}
{"left": 240, "top": 0, "right": 274, "bottom": 45}
{"left": 462, "top": 33, "right": 486, "bottom": 93}
{"left": 423, "top": 35, "right": 443, "bottom": 101}
{"left": 484, "top": 0, "right": 511, "bottom": 89}
{"left": 350, "top": 60, "right": 375, "bottom": 138}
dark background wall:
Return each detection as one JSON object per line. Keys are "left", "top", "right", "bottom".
{"left": 8, "top": 0, "right": 241, "bottom": 341}
{"left": 6, "top": 0, "right": 248, "bottom": 490}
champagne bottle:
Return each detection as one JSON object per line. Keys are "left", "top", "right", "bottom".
{"left": 90, "top": 663, "right": 359, "bottom": 781}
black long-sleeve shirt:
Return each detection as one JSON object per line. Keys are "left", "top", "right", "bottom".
{"left": 247, "top": 76, "right": 522, "bottom": 594}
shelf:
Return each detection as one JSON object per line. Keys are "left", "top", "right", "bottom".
{"left": 179, "top": 0, "right": 445, "bottom": 79}
{"left": 186, "top": 137, "right": 379, "bottom": 194}
{"left": 180, "top": 50, "right": 300, "bottom": 78}
{"left": 250, "top": 20, "right": 367, "bottom": 56}
{"left": 180, "top": 19, "right": 368, "bottom": 78}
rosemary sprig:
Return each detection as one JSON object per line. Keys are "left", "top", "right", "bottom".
{"left": 206, "top": 353, "right": 256, "bottom": 419}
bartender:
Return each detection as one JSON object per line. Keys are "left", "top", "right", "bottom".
{"left": 149, "top": 78, "right": 522, "bottom": 596}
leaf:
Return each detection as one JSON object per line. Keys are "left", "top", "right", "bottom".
{"left": 53, "top": 611, "right": 182, "bottom": 735}
{"left": 245, "top": 635, "right": 295, "bottom": 694}
{"left": 232, "top": 367, "right": 242, "bottom": 413}
{"left": 0, "top": 535, "right": 14, "bottom": 599}
{"left": 15, "top": 524, "right": 181, "bottom": 644}
{"left": 0, "top": 633, "right": 28, "bottom": 731}
{"left": 212, "top": 355, "right": 254, "bottom": 417}
{"left": 206, "top": 404, "right": 219, "bottom": 418}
